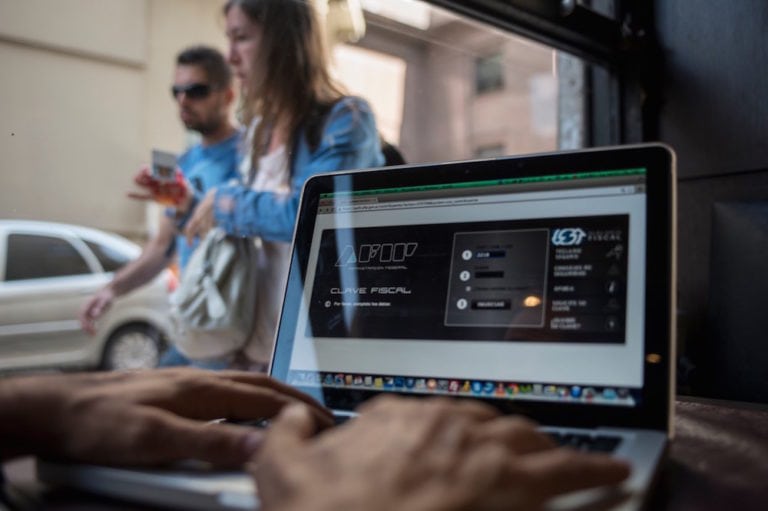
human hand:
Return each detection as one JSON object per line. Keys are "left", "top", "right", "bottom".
{"left": 78, "top": 286, "right": 116, "bottom": 334}
{"left": 128, "top": 165, "right": 189, "bottom": 207}
{"left": 252, "top": 396, "right": 631, "bottom": 511}
{"left": 183, "top": 189, "right": 217, "bottom": 245}
{"left": 0, "top": 368, "right": 333, "bottom": 466}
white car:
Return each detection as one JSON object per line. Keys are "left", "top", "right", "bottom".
{"left": 0, "top": 220, "right": 177, "bottom": 371}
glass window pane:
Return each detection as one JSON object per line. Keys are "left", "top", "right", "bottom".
{"left": 334, "top": 0, "right": 592, "bottom": 165}
{"left": 5, "top": 234, "right": 91, "bottom": 281}
{"left": 85, "top": 240, "right": 132, "bottom": 273}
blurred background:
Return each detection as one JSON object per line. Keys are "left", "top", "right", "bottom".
{"left": 0, "top": 0, "right": 571, "bottom": 239}
{"left": 0, "top": 0, "right": 577, "bottom": 375}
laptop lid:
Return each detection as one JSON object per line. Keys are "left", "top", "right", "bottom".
{"left": 270, "top": 143, "right": 675, "bottom": 433}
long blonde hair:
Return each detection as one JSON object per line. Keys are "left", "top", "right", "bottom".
{"left": 224, "top": 0, "right": 345, "bottom": 169}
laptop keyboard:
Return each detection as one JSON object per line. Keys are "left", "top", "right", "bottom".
{"left": 233, "top": 417, "right": 619, "bottom": 453}
{"left": 332, "top": 416, "right": 621, "bottom": 453}
{"left": 546, "top": 432, "right": 622, "bottom": 453}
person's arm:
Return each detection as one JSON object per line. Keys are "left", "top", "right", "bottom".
{"left": 253, "top": 396, "right": 631, "bottom": 511}
{"left": 0, "top": 368, "right": 332, "bottom": 466}
{"left": 209, "top": 96, "right": 385, "bottom": 242}
{"left": 78, "top": 215, "right": 176, "bottom": 334}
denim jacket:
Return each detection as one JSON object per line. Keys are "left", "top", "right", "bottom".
{"left": 213, "top": 96, "right": 385, "bottom": 241}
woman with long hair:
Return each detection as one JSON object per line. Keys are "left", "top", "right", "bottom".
{"left": 178, "top": 0, "right": 384, "bottom": 369}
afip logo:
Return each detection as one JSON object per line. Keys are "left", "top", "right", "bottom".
{"left": 551, "top": 228, "right": 587, "bottom": 246}
{"left": 335, "top": 242, "right": 418, "bottom": 266}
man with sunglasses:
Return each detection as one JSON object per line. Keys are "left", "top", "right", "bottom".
{"left": 79, "top": 46, "right": 240, "bottom": 369}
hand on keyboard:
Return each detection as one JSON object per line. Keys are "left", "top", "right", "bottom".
{"left": 252, "top": 395, "right": 631, "bottom": 511}
{"left": 0, "top": 368, "right": 332, "bottom": 467}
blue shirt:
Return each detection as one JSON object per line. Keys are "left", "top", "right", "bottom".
{"left": 213, "top": 96, "right": 385, "bottom": 241}
{"left": 167, "top": 130, "right": 241, "bottom": 269}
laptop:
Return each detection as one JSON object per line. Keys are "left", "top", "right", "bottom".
{"left": 38, "top": 143, "right": 676, "bottom": 510}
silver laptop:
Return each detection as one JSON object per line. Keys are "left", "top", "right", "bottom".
{"left": 39, "top": 143, "right": 676, "bottom": 510}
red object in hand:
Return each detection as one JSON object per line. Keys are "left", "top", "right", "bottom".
{"left": 133, "top": 167, "right": 189, "bottom": 206}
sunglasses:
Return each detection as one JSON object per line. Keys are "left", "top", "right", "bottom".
{"left": 170, "top": 83, "right": 213, "bottom": 100}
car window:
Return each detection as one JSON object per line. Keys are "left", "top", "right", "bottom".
{"left": 5, "top": 233, "right": 92, "bottom": 281}
{"left": 84, "top": 240, "right": 132, "bottom": 273}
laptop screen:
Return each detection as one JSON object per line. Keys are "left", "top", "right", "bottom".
{"left": 272, "top": 145, "right": 674, "bottom": 429}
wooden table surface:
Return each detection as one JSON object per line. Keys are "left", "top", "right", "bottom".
{"left": 647, "top": 397, "right": 768, "bottom": 510}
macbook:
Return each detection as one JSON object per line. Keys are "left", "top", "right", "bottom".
{"left": 39, "top": 143, "right": 676, "bottom": 510}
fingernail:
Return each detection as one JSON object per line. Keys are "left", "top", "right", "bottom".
{"left": 242, "top": 431, "right": 264, "bottom": 457}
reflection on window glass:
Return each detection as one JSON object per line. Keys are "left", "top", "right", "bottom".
{"left": 5, "top": 234, "right": 91, "bottom": 281}
{"left": 332, "top": 0, "right": 585, "bottom": 165}
{"left": 85, "top": 241, "right": 132, "bottom": 273}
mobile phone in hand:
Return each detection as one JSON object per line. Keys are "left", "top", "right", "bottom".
{"left": 151, "top": 149, "right": 178, "bottom": 182}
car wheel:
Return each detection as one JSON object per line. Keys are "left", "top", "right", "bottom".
{"left": 102, "top": 324, "right": 166, "bottom": 370}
